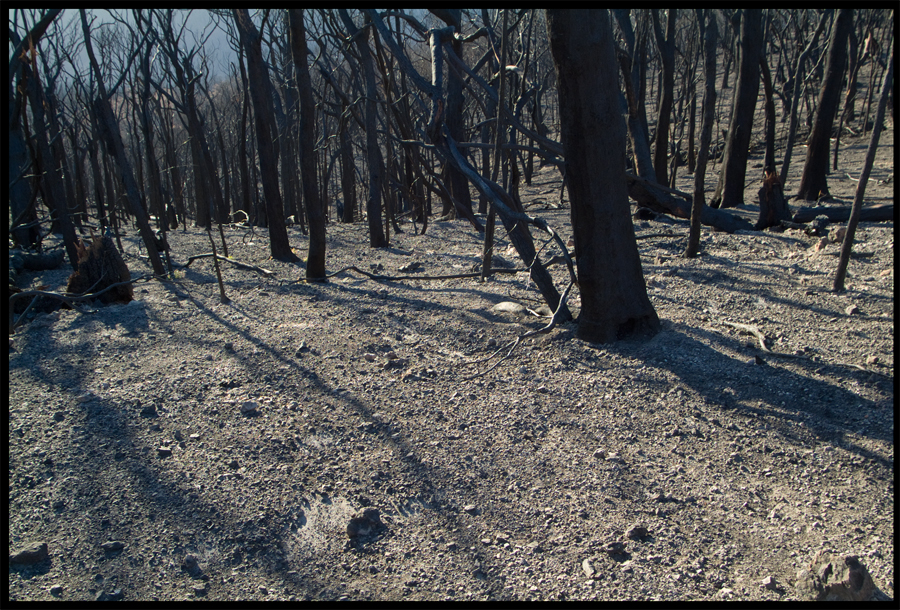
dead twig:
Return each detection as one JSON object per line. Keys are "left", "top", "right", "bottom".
{"left": 182, "top": 253, "right": 275, "bottom": 277}
{"left": 287, "top": 265, "right": 524, "bottom": 284}
{"left": 723, "top": 320, "right": 892, "bottom": 378}
{"left": 462, "top": 280, "right": 575, "bottom": 380}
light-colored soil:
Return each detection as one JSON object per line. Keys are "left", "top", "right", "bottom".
{"left": 8, "top": 116, "right": 894, "bottom": 601}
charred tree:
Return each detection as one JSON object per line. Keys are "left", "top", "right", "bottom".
{"left": 547, "top": 9, "right": 659, "bottom": 343}
{"left": 684, "top": 9, "right": 717, "bottom": 258}
{"left": 288, "top": 9, "right": 326, "bottom": 279}
{"left": 796, "top": 9, "right": 853, "bottom": 201}
{"left": 710, "top": 9, "right": 762, "bottom": 209}
{"left": 232, "top": 9, "right": 298, "bottom": 261}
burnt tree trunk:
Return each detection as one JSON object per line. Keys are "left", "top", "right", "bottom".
{"left": 684, "top": 8, "right": 718, "bottom": 258}
{"left": 711, "top": 9, "right": 762, "bottom": 209}
{"left": 796, "top": 9, "right": 853, "bottom": 201}
{"left": 547, "top": 9, "right": 659, "bottom": 343}
{"left": 288, "top": 9, "right": 326, "bottom": 279}
{"left": 233, "top": 8, "right": 298, "bottom": 261}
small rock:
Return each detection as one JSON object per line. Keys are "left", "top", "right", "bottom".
{"left": 240, "top": 401, "right": 259, "bottom": 414}
{"left": 258, "top": 585, "right": 268, "bottom": 595}
{"left": 866, "top": 355, "right": 879, "bottom": 365}
{"left": 845, "top": 304, "right": 859, "bottom": 316}
{"left": 183, "top": 554, "right": 202, "bottom": 577}
{"left": 362, "top": 353, "right": 377, "bottom": 362}
{"left": 717, "top": 587, "right": 734, "bottom": 599}
{"left": 101, "top": 541, "right": 125, "bottom": 553}
{"left": 593, "top": 449, "right": 607, "bottom": 459}
{"left": 762, "top": 575, "right": 780, "bottom": 591}
{"left": 157, "top": 446, "right": 172, "bottom": 458}
{"left": 625, "top": 524, "right": 649, "bottom": 540}
{"left": 9, "top": 542, "right": 49, "bottom": 565}
{"left": 463, "top": 504, "right": 478, "bottom": 515}
{"left": 399, "top": 261, "right": 422, "bottom": 273}
{"left": 49, "top": 585, "right": 63, "bottom": 596}
{"left": 581, "top": 559, "right": 595, "bottom": 578}
{"left": 173, "top": 430, "right": 184, "bottom": 442}
{"left": 140, "top": 405, "right": 158, "bottom": 418}
{"left": 346, "top": 507, "right": 384, "bottom": 539}
{"left": 193, "top": 584, "right": 208, "bottom": 597}
{"left": 53, "top": 411, "right": 65, "bottom": 422}
{"left": 96, "top": 589, "right": 124, "bottom": 602}
{"left": 832, "top": 227, "right": 847, "bottom": 243}
{"left": 602, "top": 541, "right": 626, "bottom": 556}
{"left": 227, "top": 459, "right": 240, "bottom": 469}
{"left": 486, "top": 338, "right": 497, "bottom": 347}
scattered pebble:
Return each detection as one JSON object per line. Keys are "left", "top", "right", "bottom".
{"left": 240, "top": 401, "right": 259, "bottom": 414}
{"left": 101, "top": 541, "right": 125, "bottom": 553}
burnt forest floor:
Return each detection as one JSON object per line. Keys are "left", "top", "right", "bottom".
{"left": 8, "top": 122, "right": 895, "bottom": 601}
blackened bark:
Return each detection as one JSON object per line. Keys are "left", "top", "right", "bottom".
{"left": 232, "top": 9, "right": 298, "bottom": 261}
{"left": 288, "top": 9, "right": 326, "bottom": 279}
{"left": 547, "top": 9, "right": 659, "bottom": 344}
{"left": 614, "top": 9, "right": 657, "bottom": 182}
{"left": 684, "top": 9, "right": 717, "bottom": 258}
{"left": 651, "top": 9, "right": 677, "bottom": 186}
{"left": 796, "top": 9, "right": 853, "bottom": 201}
{"left": 711, "top": 9, "right": 762, "bottom": 209}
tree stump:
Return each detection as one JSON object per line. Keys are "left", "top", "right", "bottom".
{"left": 755, "top": 169, "right": 792, "bottom": 230}
{"left": 66, "top": 233, "right": 133, "bottom": 304}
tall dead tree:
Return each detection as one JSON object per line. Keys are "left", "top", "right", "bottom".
{"left": 651, "top": 9, "right": 677, "bottom": 187}
{"left": 288, "top": 9, "right": 326, "bottom": 279}
{"left": 338, "top": 10, "right": 388, "bottom": 248}
{"left": 684, "top": 9, "right": 717, "bottom": 258}
{"left": 710, "top": 9, "right": 762, "bottom": 209}
{"left": 547, "top": 9, "right": 659, "bottom": 343}
{"left": 796, "top": 9, "right": 853, "bottom": 201}
{"left": 232, "top": 9, "right": 298, "bottom": 261}
{"left": 8, "top": 9, "right": 61, "bottom": 249}
{"left": 834, "top": 43, "right": 892, "bottom": 292}
{"left": 80, "top": 10, "right": 166, "bottom": 277}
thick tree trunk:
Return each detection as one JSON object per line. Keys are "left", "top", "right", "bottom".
{"left": 547, "top": 9, "right": 659, "bottom": 344}
{"left": 288, "top": 9, "right": 326, "bottom": 279}
{"left": 796, "top": 9, "right": 853, "bottom": 201}
{"left": 232, "top": 9, "right": 298, "bottom": 261}
{"left": 711, "top": 9, "right": 762, "bottom": 209}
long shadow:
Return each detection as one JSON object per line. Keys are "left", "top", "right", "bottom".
{"left": 11, "top": 274, "right": 528, "bottom": 599}
{"left": 621, "top": 321, "right": 892, "bottom": 466}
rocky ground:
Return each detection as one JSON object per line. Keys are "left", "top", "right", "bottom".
{"left": 8, "top": 124, "right": 894, "bottom": 601}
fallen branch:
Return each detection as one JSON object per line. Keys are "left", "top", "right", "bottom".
{"left": 723, "top": 320, "right": 892, "bottom": 378}
{"left": 9, "top": 274, "right": 156, "bottom": 334}
{"left": 462, "top": 280, "right": 576, "bottom": 380}
{"left": 791, "top": 203, "right": 893, "bottom": 223}
{"left": 288, "top": 265, "right": 524, "bottom": 285}
{"left": 182, "top": 253, "right": 275, "bottom": 277}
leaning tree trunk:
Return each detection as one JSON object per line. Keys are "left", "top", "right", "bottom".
{"left": 710, "top": 8, "right": 762, "bottom": 209}
{"left": 80, "top": 10, "right": 165, "bottom": 277}
{"left": 834, "top": 44, "right": 892, "bottom": 292}
{"left": 547, "top": 8, "right": 659, "bottom": 343}
{"left": 339, "top": 10, "right": 388, "bottom": 247}
{"left": 796, "top": 9, "right": 853, "bottom": 201}
{"left": 684, "top": 9, "right": 717, "bottom": 258}
{"left": 232, "top": 8, "right": 298, "bottom": 261}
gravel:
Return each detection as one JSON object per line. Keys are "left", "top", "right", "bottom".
{"left": 8, "top": 128, "right": 894, "bottom": 601}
